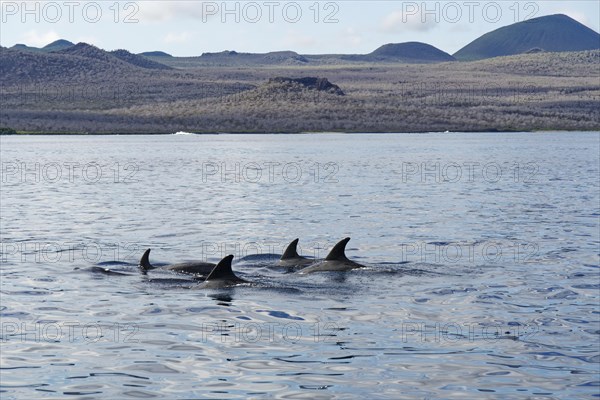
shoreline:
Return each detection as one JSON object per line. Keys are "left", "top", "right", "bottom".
{"left": 2, "top": 129, "right": 599, "bottom": 136}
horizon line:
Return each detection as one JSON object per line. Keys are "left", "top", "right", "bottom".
{"left": 2, "top": 12, "right": 599, "bottom": 57}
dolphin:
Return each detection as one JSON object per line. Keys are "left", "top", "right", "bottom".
{"left": 139, "top": 249, "right": 216, "bottom": 277}
{"left": 298, "top": 237, "right": 367, "bottom": 274}
{"left": 73, "top": 266, "right": 132, "bottom": 276}
{"left": 278, "top": 238, "right": 313, "bottom": 267}
{"left": 199, "top": 255, "right": 248, "bottom": 289}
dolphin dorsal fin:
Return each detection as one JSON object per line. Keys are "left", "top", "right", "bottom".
{"left": 325, "top": 237, "right": 351, "bottom": 261}
{"left": 205, "top": 255, "right": 236, "bottom": 281}
{"left": 281, "top": 238, "right": 300, "bottom": 260}
{"left": 139, "top": 249, "right": 152, "bottom": 271}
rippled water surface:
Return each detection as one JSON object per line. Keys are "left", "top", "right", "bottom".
{"left": 1, "top": 132, "right": 599, "bottom": 399}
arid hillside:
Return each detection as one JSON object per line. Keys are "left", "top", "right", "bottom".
{"left": 1, "top": 46, "right": 598, "bottom": 133}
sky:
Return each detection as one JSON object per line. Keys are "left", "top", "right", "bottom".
{"left": 1, "top": 1, "right": 599, "bottom": 56}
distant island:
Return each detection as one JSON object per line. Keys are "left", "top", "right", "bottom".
{"left": 1, "top": 14, "right": 598, "bottom": 134}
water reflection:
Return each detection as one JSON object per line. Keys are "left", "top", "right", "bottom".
{"left": 0, "top": 133, "right": 598, "bottom": 398}
{"left": 209, "top": 293, "right": 234, "bottom": 305}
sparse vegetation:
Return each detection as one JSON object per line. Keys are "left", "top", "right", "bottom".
{"left": 1, "top": 44, "right": 598, "bottom": 133}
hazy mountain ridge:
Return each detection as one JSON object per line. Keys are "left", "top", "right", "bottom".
{"left": 1, "top": 14, "right": 598, "bottom": 133}
{"left": 58, "top": 42, "right": 128, "bottom": 63}
{"left": 9, "top": 39, "right": 75, "bottom": 53}
{"left": 110, "top": 49, "right": 173, "bottom": 70}
{"left": 6, "top": 14, "right": 597, "bottom": 68}
{"left": 0, "top": 43, "right": 175, "bottom": 83}
{"left": 0, "top": 46, "right": 138, "bottom": 83}
{"left": 455, "top": 14, "right": 600, "bottom": 61}
{"left": 139, "top": 51, "right": 173, "bottom": 58}
{"left": 367, "top": 42, "right": 456, "bottom": 62}
{"left": 43, "top": 39, "right": 75, "bottom": 52}
{"left": 196, "top": 50, "right": 310, "bottom": 66}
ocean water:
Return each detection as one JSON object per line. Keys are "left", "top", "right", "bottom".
{"left": 0, "top": 132, "right": 598, "bottom": 399}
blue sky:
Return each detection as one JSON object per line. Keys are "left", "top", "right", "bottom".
{"left": 1, "top": 1, "right": 599, "bottom": 55}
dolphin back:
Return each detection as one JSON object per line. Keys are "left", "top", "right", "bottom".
{"left": 325, "top": 237, "right": 351, "bottom": 261}
{"left": 205, "top": 255, "right": 237, "bottom": 281}
{"left": 281, "top": 238, "right": 301, "bottom": 260}
{"left": 139, "top": 249, "right": 153, "bottom": 271}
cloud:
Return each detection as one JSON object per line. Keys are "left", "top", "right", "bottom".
{"left": 280, "top": 32, "right": 317, "bottom": 48}
{"left": 137, "top": 2, "right": 209, "bottom": 22}
{"left": 339, "top": 27, "right": 363, "bottom": 48}
{"left": 163, "top": 32, "right": 192, "bottom": 44}
{"left": 381, "top": 10, "right": 437, "bottom": 33}
{"left": 20, "top": 30, "right": 60, "bottom": 47}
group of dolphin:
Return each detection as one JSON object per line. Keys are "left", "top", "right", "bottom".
{"left": 139, "top": 237, "right": 367, "bottom": 288}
